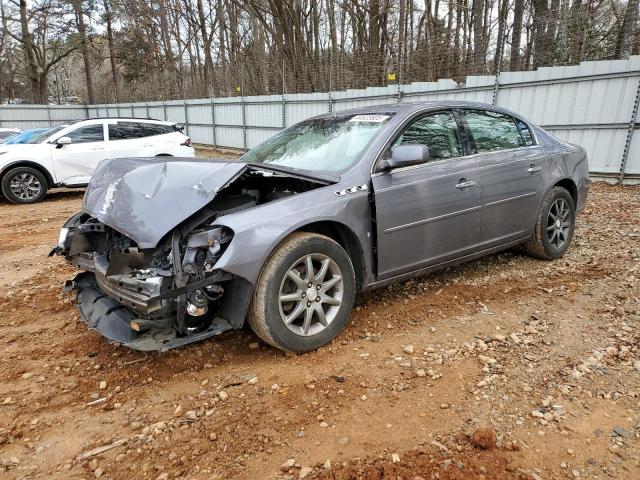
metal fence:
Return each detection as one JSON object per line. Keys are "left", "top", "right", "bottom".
{"left": 1, "top": 56, "right": 639, "bottom": 182}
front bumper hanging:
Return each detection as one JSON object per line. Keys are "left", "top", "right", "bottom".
{"left": 67, "top": 273, "right": 233, "bottom": 351}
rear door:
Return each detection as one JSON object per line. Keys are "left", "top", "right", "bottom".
{"left": 107, "top": 121, "right": 150, "bottom": 158}
{"left": 371, "top": 110, "right": 482, "bottom": 279}
{"left": 460, "top": 109, "right": 546, "bottom": 247}
{"left": 51, "top": 122, "right": 108, "bottom": 185}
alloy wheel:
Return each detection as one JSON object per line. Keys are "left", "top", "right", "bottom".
{"left": 546, "top": 198, "right": 571, "bottom": 249}
{"left": 9, "top": 173, "right": 42, "bottom": 200}
{"left": 278, "top": 253, "right": 344, "bottom": 336}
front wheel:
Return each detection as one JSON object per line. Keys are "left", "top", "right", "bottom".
{"left": 1, "top": 167, "right": 48, "bottom": 204}
{"left": 247, "top": 232, "right": 356, "bottom": 352}
{"left": 524, "top": 186, "right": 575, "bottom": 260}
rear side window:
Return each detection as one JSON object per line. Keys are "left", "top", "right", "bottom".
{"left": 108, "top": 122, "right": 145, "bottom": 140}
{"left": 142, "top": 123, "right": 175, "bottom": 136}
{"left": 109, "top": 122, "right": 174, "bottom": 140}
{"left": 463, "top": 110, "right": 524, "bottom": 153}
{"left": 392, "top": 111, "right": 462, "bottom": 160}
{"left": 66, "top": 124, "right": 104, "bottom": 143}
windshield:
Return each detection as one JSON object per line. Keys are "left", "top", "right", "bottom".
{"left": 241, "top": 113, "right": 393, "bottom": 173}
{"left": 4, "top": 129, "right": 46, "bottom": 145}
{"left": 26, "top": 125, "right": 67, "bottom": 144}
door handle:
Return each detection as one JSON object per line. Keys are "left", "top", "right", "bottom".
{"left": 91, "top": 147, "right": 105, "bottom": 151}
{"left": 455, "top": 179, "right": 476, "bottom": 189}
{"left": 527, "top": 164, "right": 542, "bottom": 173}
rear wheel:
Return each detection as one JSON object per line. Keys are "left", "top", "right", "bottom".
{"left": 524, "top": 186, "right": 575, "bottom": 260}
{"left": 247, "top": 232, "right": 356, "bottom": 352}
{"left": 1, "top": 167, "right": 48, "bottom": 204}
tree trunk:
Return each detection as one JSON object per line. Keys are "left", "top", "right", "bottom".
{"left": 18, "top": 0, "right": 40, "bottom": 102}
{"left": 472, "top": 0, "right": 485, "bottom": 73}
{"left": 510, "top": 0, "right": 525, "bottom": 70}
{"left": 73, "top": 0, "right": 96, "bottom": 104}
{"left": 103, "top": 0, "right": 118, "bottom": 99}
{"left": 494, "top": 0, "right": 509, "bottom": 73}
{"left": 615, "top": 0, "right": 639, "bottom": 59}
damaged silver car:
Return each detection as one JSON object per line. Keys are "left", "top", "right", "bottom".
{"left": 52, "top": 101, "right": 589, "bottom": 352}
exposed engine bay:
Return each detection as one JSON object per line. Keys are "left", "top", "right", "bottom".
{"left": 53, "top": 163, "right": 333, "bottom": 350}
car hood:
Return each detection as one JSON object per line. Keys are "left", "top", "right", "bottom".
{"left": 0, "top": 143, "right": 45, "bottom": 155}
{"left": 83, "top": 157, "right": 338, "bottom": 249}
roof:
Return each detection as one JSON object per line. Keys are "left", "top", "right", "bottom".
{"left": 67, "top": 117, "right": 174, "bottom": 125}
{"left": 320, "top": 100, "right": 507, "bottom": 116}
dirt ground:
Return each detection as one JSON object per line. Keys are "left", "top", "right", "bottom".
{"left": 0, "top": 172, "right": 639, "bottom": 479}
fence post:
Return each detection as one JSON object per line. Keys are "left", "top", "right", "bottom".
{"left": 619, "top": 77, "right": 640, "bottom": 184}
{"left": 210, "top": 96, "right": 216, "bottom": 148}
{"left": 144, "top": 88, "right": 150, "bottom": 118}
{"left": 281, "top": 60, "right": 287, "bottom": 129}
{"left": 328, "top": 54, "right": 333, "bottom": 114}
{"left": 241, "top": 67, "right": 247, "bottom": 152}
{"left": 492, "top": 70, "right": 501, "bottom": 106}
{"left": 397, "top": 59, "right": 403, "bottom": 103}
{"left": 492, "top": 38, "right": 504, "bottom": 106}
{"left": 46, "top": 103, "right": 52, "bottom": 127}
{"left": 183, "top": 95, "right": 189, "bottom": 137}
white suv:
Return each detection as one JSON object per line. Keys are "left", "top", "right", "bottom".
{"left": 0, "top": 118, "right": 194, "bottom": 204}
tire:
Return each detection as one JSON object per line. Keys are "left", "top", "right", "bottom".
{"left": 1, "top": 166, "right": 48, "bottom": 204}
{"left": 524, "top": 186, "right": 575, "bottom": 260}
{"left": 247, "top": 232, "right": 356, "bottom": 352}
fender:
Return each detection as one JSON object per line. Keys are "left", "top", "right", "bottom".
{"left": 0, "top": 160, "right": 56, "bottom": 187}
{"left": 213, "top": 188, "right": 375, "bottom": 287}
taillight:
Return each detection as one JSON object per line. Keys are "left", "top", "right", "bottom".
{"left": 181, "top": 137, "right": 193, "bottom": 147}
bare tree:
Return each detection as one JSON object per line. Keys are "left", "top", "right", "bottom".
{"left": 616, "top": 0, "right": 639, "bottom": 58}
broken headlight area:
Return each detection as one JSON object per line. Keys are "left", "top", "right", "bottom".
{"left": 53, "top": 214, "right": 240, "bottom": 351}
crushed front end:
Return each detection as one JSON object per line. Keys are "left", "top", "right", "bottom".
{"left": 51, "top": 157, "right": 333, "bottom": 351}
{"left": 52, "top": 210, "right": 245, "bottom": 351}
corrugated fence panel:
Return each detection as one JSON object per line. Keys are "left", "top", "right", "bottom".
{"left": 1, "top": 57, "right": 638, "bottom": 178}
{"left": 216, "top": 126, "right": 244, "bottom": 149}
{"left": 626, "top": 130, "right": 640, "bottom": 175}
{"left": 285, "top": 93, "right": 330, "bottom": 126}
{"left": 550, "top": 128, "right": 630, "bottom": 174}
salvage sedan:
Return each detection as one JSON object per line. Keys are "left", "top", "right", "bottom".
{"left": 53, "top": 101, "right": 589, "bottom": 352}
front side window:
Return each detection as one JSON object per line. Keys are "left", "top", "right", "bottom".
{"left": 241, "top": 113, "right": 393, "bottom": 173}
{"left": 463, "top": 110, "right": 524, "bottom": 153}
{"left": 66, "top": 124, "right": 104, "bottom": 143}
{"left": 109, "top": 122, "right": 146, "bottom": 140}
{"left": 391, "top": 111, "right": 462, "bottom": 160}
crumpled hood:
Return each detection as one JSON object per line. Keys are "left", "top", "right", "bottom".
{"left": 83, "top": 157, "right": 246, "bottom": 248}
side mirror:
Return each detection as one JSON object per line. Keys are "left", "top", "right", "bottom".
{"left": 56, "top": 136, "right": 71, "bottom": 148}
{"left": 382, "top": 144, "right": 430, "bottom": 172}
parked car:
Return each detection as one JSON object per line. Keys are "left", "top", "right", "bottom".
{"left": 0, "top": 127, "right": 21, "bottom": 143}
{"left": 3, "top": 127, "right": 48, "bottom": 145}
{"left": 53, "top": 101, "right": 589, "bottom": 352}
{"left": 0, "top": 118, "right": 194, "bottom": 204}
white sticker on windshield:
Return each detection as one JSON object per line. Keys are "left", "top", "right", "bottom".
{"left": 349, "top": 114, "right": 389, "bottom": 123}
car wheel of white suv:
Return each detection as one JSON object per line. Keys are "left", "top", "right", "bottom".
{"left": 1, "top": 166, "right": 48, "bottom": 204}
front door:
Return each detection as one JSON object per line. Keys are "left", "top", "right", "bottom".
{"left": 460, "top": 109, "right": 547, "bottom": 247}
{"left": 371, "top": 110, "right": 483, "bottom": 279}
{"left": 52, "top": 123, "right": 108, "bottom": 185}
